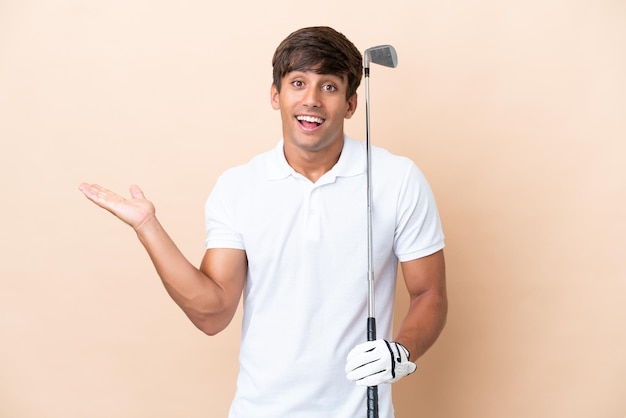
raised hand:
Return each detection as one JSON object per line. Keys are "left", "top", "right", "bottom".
{"left": 78, "top": 183, "right": 156, "bottom": 231}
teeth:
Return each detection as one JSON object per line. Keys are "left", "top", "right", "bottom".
{"left": 297, "top": 115, "right": 324, "bottom": 124}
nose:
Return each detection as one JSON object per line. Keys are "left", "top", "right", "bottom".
{"left": 302, "top": 86, "right": 321, "bottom": 108}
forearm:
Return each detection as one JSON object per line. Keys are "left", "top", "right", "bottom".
{"left": 394, "top": 290, "right": 448, "bottom": 361}
{"left": 78, "top": 183, "right": 241, "bottom": 333}
{"left": 134, "top": 216, "right": 234, "bottom": 331}
{"left": 346, "top": 290, "right": 444, "bottom": 386}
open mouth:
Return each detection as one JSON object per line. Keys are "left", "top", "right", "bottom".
{"left": 296, "top": 115, "right": 325, "bottom": 129}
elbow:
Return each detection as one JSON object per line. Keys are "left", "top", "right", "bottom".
{"left": 188, "top": 310, "right": 235, "bottom": 336}
{"left": 193, "top": 318, "right": 227, "bottom": 336}
{"left": 176, "top": 292, "right": 240, "bottom": 336}
{"left": 198, "top": 325, "right": 223, "bottom": 337}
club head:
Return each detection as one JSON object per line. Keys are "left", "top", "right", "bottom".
{"left": 364, "top": 45, "right": 398, "bottom": 69}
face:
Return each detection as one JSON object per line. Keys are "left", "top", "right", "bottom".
{"left": 271, "top": 70, "right": 357, "bottom": 156}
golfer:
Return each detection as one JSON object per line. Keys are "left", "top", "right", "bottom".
{"left": 79, "top": 26, "right": 447, "bottom": 418}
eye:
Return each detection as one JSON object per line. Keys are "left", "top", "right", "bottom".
{"left": 322, "top": 84, "right": 338, "bottom": 92}
{"left": 291, "top": 80, "right": 304, "bottom": 88}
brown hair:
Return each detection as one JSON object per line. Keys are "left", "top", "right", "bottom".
{"left": 272, "top": 26, "right": 363, "bottom": 100}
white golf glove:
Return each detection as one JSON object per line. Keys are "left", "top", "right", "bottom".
{"left": 345, "top": 339, "right": 417, "bottom": 386}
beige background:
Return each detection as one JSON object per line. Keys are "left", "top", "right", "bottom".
{"left": 1, "top": 0, "right": 625, "bottom": 417}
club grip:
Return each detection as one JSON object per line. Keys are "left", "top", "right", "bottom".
{"left": 367, "top": 316, "right": 376, "bottom": 341}
{"left": 366, "top": 317, "right": 378, "bottom": 417}
{"left": 367, "top": 386, "right": 379, "bottom": 418}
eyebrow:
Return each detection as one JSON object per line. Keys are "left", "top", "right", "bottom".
{"left": 286, "top": 70, "right": 346, "bottom": 82}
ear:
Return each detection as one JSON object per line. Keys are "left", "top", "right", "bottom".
{"left": 270, "top": 84, "right": 280, "bottom": 110}
{"left": 345, "top": 93, "right": 358, "bottom": 119}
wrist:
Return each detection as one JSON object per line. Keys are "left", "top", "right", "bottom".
{"left": 134, "top": 214, "right": 162, "bottom": 238}
{"left": 393, "top": 339, "right": 414, "bottom": 361}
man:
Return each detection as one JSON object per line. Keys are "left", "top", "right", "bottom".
{"left": 79, "top": 26, "right": 446, "bottom": 418}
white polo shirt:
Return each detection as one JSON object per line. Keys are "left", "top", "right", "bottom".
{"left": 205, "top": 136, "right": 444, "bottom": 418}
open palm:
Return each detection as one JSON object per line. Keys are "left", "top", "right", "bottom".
{"left": 78, "top": 183, "right": 156, "bottom": 230}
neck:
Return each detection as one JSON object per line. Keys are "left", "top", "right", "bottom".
{"left": 283, "top": 138, "right": 344, "bottom": 183}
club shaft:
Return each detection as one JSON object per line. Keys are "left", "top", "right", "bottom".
{"left": 365, "top": 68, "right": 375, "bottom": 320}
{"left": 365, "top": 66, "right": 379, "bottom": 418}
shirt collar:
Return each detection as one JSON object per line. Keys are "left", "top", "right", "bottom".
{"left": 266, "top": 136, "right": 365, "bottom": 182}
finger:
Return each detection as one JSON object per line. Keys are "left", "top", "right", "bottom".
{"left": 346, "top": 341, "right": 378, "bottom": 362}
{"left": 78, "top": 183, "right": 105, "bottom": 201}
{"left": 354, "top": 371, "right": 387, "bottom": 387}
{"left": 346, "top": 355, "right": 387, "bottom": 379}
{"left": 78, "top": 182, "right": 98, "bottom": 197}
{"left": 346, "top": 340, "right": 388, "bottom": 369}
{"left": 129, "top": 184, "right": 145, "bottom": 200}
{"left": 345, "top": 351, "right": 380, "bottom": 373}
{"left": 346, "top": 356, "right": 389, "bottom": 385}
{"left": 79, "top": 183, "right": 112, "bottom": 197}
{"left": 78, "top": 183, "right": 125, "bottom": 210}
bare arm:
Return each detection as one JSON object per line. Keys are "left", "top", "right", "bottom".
{"left": 78, "top": 183, "right": 246, "bottom": 335}
{"left": 395, "top": 249, "right": 447, "bottom": 361}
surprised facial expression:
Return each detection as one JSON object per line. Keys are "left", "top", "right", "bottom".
{"left": 271, "top": 70, "right": 357, "bottom": 154}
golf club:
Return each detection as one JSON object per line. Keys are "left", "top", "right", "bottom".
{"left": 363, "top": 44, "right": 398, "bottom": 418}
